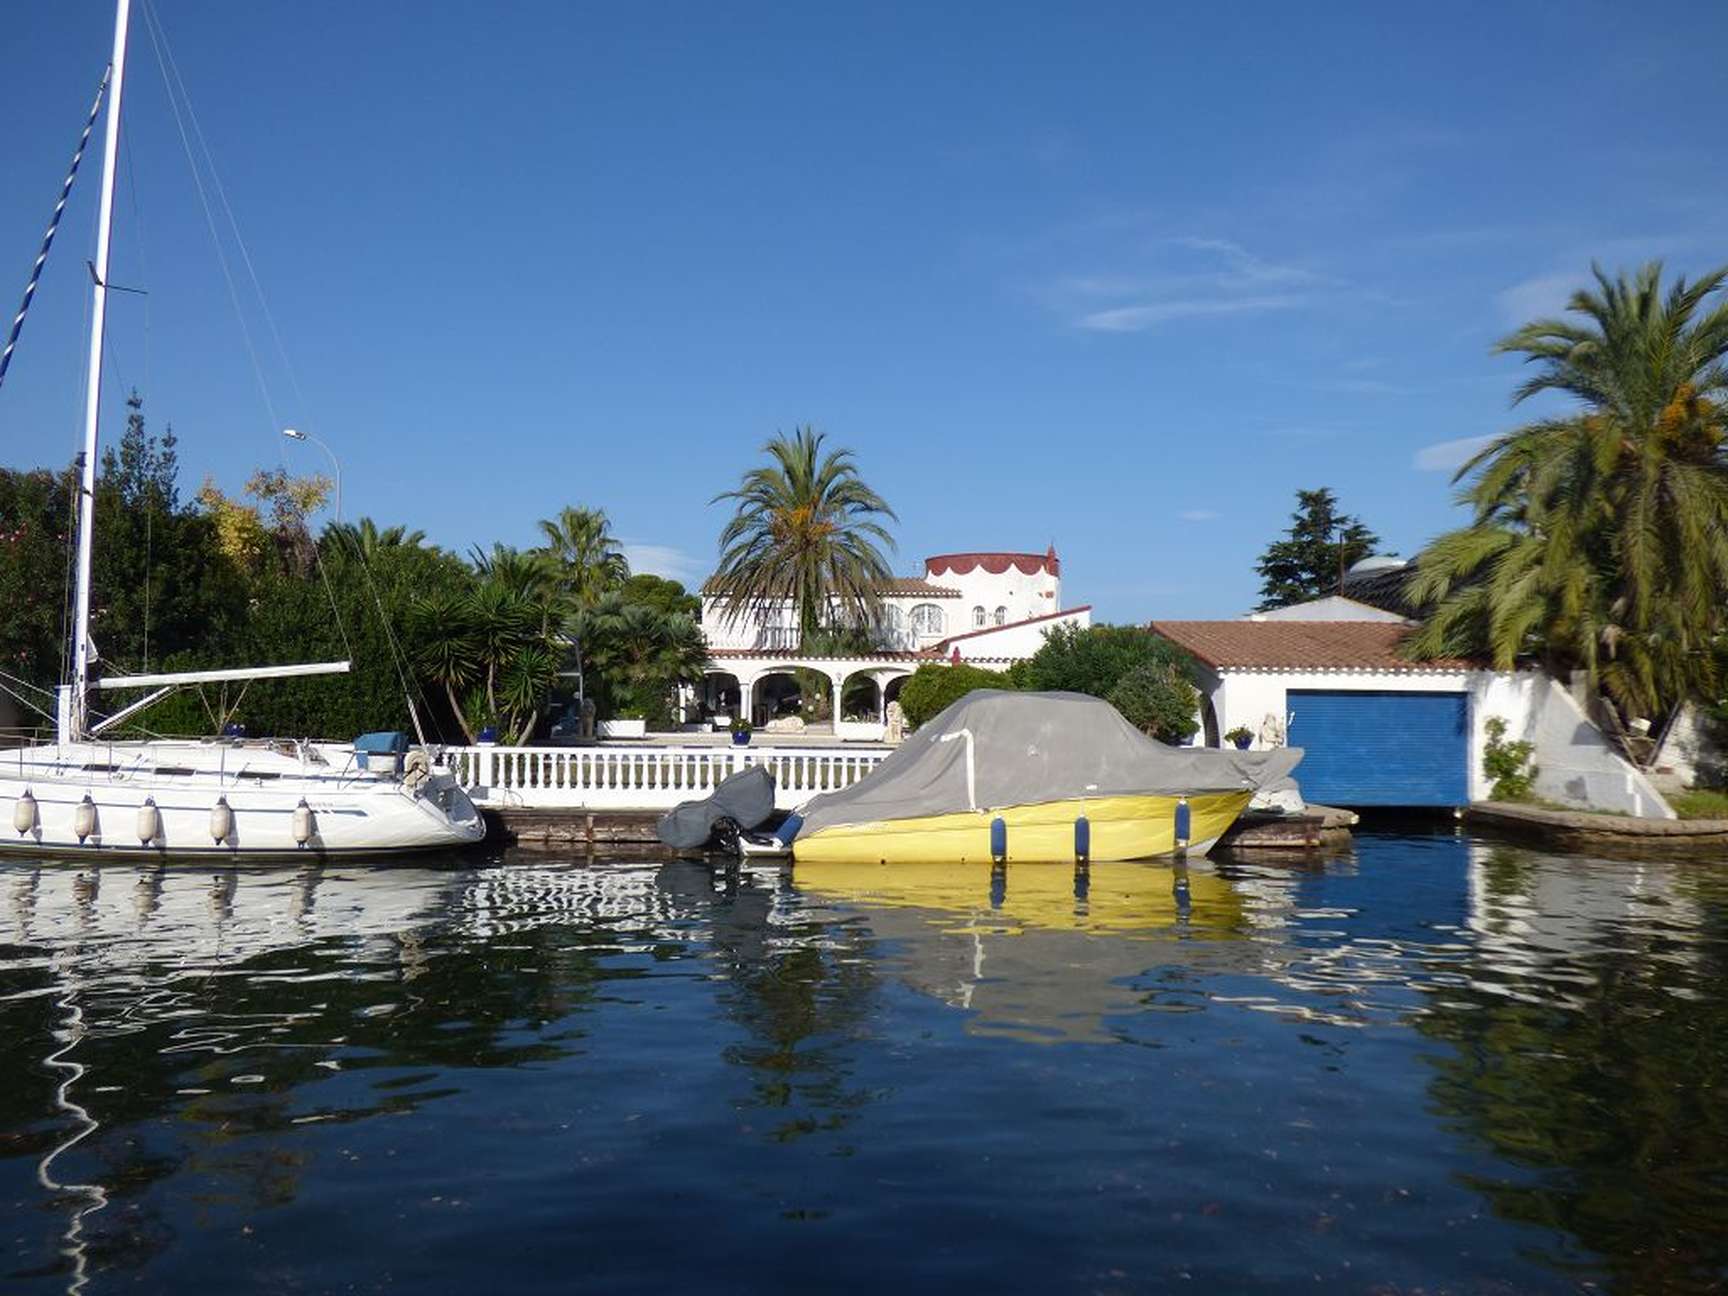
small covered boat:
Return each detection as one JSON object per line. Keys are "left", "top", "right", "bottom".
{"left": 789, "top": 690, "right": 1301, "bottom": 864}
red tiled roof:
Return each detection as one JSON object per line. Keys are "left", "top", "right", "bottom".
{"left": 936, "top": 605, "right": 1091, "bottom": 647}
{"left": 880, "top": 578, "right": 962, "bottom": 597}
{"left": 1149, "top": 620, "right": 1479, "bottom": 671}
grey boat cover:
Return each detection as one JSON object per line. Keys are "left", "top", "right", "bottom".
{"left": 797, "top": 690, "right": 1303, "bottom": 836}
{"left": 656, "top": 765, "right": 778, "bottom": 849}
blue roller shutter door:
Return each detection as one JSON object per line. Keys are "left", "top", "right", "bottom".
{"left": 1285, "top": 690, "right": 1468, "bottom": 807}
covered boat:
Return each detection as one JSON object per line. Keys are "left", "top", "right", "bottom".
{"left": 790, "top": 690, "right": 1301, "bottom": 864}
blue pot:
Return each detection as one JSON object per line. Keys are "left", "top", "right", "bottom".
{"left": 732, "top": 731, "right": 751, "bottom": 746}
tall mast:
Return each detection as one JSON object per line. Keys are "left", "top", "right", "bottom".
{"left": 65, "top": 0, "right": 132, "bottom": 743}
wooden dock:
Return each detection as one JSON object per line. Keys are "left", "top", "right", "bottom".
{"left": 1217, "top": 803, "right": 1357, "bottom": 851}
{"left": 481, "top": 808, "right": 661, "bottom": 849}
{"left": 483, "top": 802, "right": 1358, "bottom": 854}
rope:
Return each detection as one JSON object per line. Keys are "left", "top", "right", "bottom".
{"left": 0, "top": 68, "right": 109, "bottom": 392}
{"left": 137, "top": 1, "right": 278, "bottom": 431}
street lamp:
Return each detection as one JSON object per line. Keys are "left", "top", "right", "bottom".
{"left": 281, "top": 427, "right": 341, "bottom": 522}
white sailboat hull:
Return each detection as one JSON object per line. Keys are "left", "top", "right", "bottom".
{"left": 0, "top": 740, "right": 485, "bottom": 859}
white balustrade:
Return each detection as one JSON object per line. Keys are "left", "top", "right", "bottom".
{"left": 433, "top": 744, "right": 890, "bottom": 810}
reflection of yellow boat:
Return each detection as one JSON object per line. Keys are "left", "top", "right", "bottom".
{"left": 792, "top": 860, "right": 1243, "bottom": 938}
{"left": 791, "top": 791, "right": 1252, "bottom": 865}
{"left": 793, "top": 860, "right": 1250, "bottom": 1044}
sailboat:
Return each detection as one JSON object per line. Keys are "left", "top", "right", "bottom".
{"left": 0, "top": 0, "right": 485, "bottom": 858}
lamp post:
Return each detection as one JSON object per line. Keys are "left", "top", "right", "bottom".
{"left": 281, "top": 427, "right": 341, "bottom": 522}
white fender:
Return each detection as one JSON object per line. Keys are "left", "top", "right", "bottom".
{"left": 210, "top": 797, "right": 234, "bottom": 844}
{"left": 73, "top": 795, "right": 98, "bottom": 844}
{"left": 13, "top": 790, "right": 37, "bottom": 835}
{"left": 137, "top": 798, "right": 162, "bottom": 845}
{"left": 293, "top": 799, "right": 315, "bottom": 846}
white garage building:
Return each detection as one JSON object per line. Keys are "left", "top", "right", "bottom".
{"left": 1150, "top": 615, "right": 1671, "bottom": 818}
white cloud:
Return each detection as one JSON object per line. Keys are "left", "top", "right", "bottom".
{"left": 1414, "top": 435, "right": 1497, "bottom": 472}
{"left": 621, "top": 542, "right": 707, "bottom": 584}
{"left": 1045, "top": 235, "right": 1335, "bottom": 333}
{"left": 1179, "top": 509, "right": 1220, "bottom": 522}
{"left": 1077, "top": 295, "right": 1303, "bottom": 332}
{"left": 1496, "top": 272, "right": 1587, "bottom": 326}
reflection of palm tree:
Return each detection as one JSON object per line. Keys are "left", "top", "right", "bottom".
{"left": 1414, "top": 845, "right": 1728, "bottom": 1290}
{"left": 657, "top": 862, "right": 883, "bottom": 1140}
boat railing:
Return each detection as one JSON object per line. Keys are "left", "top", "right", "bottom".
{"left": 431, "top": 743, "right": 892, "bottom": 811}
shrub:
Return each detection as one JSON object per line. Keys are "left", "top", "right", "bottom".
{"left": 1106, "top": 662, "right": 1200, "bottom": 744}
{"left": 1021, "top": 623, "right": 1198, "bottom": 701}
{"left": 1483, "top": 716, "right": 1538, "bottom": 801}
{"left": 896, "top": 662, "right": 1013, "bottom": 727}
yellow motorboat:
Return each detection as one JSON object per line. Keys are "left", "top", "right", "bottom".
{"left": 790, "top": 790, "right": 1252, "bottom": 864}
{"left": 788, "top": 690, "right": 1301, "bottom": 865}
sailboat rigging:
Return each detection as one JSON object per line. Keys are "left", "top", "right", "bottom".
{"left": 1, "top": 0, "right": 484, "bottom": 858}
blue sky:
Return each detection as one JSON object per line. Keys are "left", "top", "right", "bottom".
{"left": 3, "top": 1, "right": 1726, "bottom": 618}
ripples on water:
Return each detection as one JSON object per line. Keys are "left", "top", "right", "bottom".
{"left": 2, "top": 831, "right": 1726, "bottom": 1293}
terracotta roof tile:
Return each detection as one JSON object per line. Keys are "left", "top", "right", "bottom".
{"left": 1149, "top": 620, "right": 1479, "bottom": 672}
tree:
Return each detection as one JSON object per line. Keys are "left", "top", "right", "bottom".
{"left": 325, "top": 517, "right": 427, "bottom": 561}
{"left": 1019, "top": 622, "right": 1198, "bottom": 703}
{"left": 1106, "top": 661, "right": 1200, "bottom": 743}
{"left": 709, "top": 426, "right": 898, "bottom": 645}
{"left": 618, "top": 573, "right": 700, "bottom": 619}
{"left": 534, "top": 506, "right": 629, "bottom": 611}
{"left": 408, "top": 588, "right": 485, "bottom": 741}
{"left": 573, "top": 594, "right": 707, "bottom": 724}
{"left": 0, "top": 465, "right": 79, "bottom": 694}
{"left": 1253, "top": 488, "right": 1382, "bottom": 611}
{"left": 1408, "top": 262, "right": 1728, "bottom": 722}
{"left": 896, "top": 662, "right": 1014, "bottom": 727}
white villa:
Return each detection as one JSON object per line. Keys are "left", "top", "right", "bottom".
{"left": 696, "top": 547, "right": 1091, "bottom": 740}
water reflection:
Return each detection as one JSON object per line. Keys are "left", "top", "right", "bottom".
{"left": 792, "top": 861, "right": 1253, "bottom": 1044}
{"left": 2, "top": 840, "right": 1726, "bottom": 1293}
{"left": 1422, "top": 844, "right": 1728, "bottom": 1292}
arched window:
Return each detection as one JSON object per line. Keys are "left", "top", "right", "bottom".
{"left": 993, "top": 606, "right": 1008, "bottom": 626}
{"left": 972, "top": 605, "right": 986, "bottom": 628}
{"left": 910, "top": 603, "right": 945, "bottom": 637}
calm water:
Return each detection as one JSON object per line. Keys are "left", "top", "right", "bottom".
{"left": 3, "top": 832, "right": 1726, "bottom": 1295}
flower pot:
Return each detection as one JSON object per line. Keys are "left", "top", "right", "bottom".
{"left": 731, "top": 731, "right": 751, "bottom": 747}
{"left": 1231, "top": 735, "right": 1252, "bottom": 750}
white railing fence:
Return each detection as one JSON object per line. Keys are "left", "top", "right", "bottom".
{"left": 433, "top": 744, "right": 890, "bottom": 810}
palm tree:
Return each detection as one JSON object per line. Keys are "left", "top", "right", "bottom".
{"left": 534, "top": 506, "right": 630, "bottom": 611}
{"left": 1408, "top": 262, "right": 1728, "bottom": 722}
{"left": 326, "top": 517, "right": 428, "bottom": 562}
{"left": 574, "top": 594, "right": 708, "bottom": 722}
{"left": 709, "top": 426, "right": 898, "bottom": 643}
{"left": 468, "top": 543, "right": 552, "bottom": 600}
{"left": 409, "top": 589, "right": 484, "bottom": 741}
{"left": 532, "top": 507, "right": 631, "bottom": 713}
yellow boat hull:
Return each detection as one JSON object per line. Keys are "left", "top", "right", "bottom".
{"left": 790, "top": 791, "right": 1252, "bottom": 865}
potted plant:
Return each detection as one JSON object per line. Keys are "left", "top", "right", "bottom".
{"left": 730, "top": 717, "right": 753, "bottom": 747}
{"left": 1224, "top": 726, "right": 1254, "bottom": 750}
{"left": 598, "top": 707, "right": 649, "bottom": 740}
